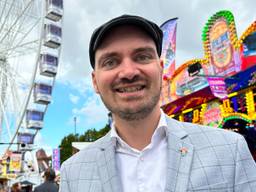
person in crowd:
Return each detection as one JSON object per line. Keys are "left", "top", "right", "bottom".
{"left": 33, "top": 168, "right": 58, "bottom": 192}
{"left": 11, "top": 182, "right": 21, "bottom": 192}
{"left": 60, "top": 14, "right": 256, "bottom": 191}
{"left": 54, "top": 170, "right": 60, "bottom": 188}
{"left": 0, "top": 183, "right": 5, "bottom": 192}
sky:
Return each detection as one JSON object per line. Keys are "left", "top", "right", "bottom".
{"left": 33, "top": 0, "right": 256, "bottom": 154}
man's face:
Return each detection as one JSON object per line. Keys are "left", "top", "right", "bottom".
{"left": 92, "top": 25, "right": 163, "bottom": 121}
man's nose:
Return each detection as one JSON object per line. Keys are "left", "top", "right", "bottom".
{"left": 118, "top": 59, "right": 140, "bottom": 80}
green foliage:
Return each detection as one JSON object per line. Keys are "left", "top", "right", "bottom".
{"left": 59, "top": 134, "right": 79, "bottom": 164}
{"left": 59, "top": 124, "right": 110, "bottom": 164}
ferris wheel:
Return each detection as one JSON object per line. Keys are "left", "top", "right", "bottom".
{"left": 0, "top": 0, "right": 63, "bottom": 161}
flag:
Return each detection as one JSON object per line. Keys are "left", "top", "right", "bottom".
{"left": 52, "top": 148, "right": 60, "bottom": 171}
{"left": 160, "top": 18, "right": 178, "bottom": 106}
{"left": 160, "top": 18, "right": 178, "bottom": 79}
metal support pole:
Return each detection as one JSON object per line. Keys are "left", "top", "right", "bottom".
{"left": 74, "top": 117, "right": 77, "bottom": 136}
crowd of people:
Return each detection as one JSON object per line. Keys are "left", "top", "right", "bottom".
{"left": 0, "top": 168, "right": 59, "bottom": 192}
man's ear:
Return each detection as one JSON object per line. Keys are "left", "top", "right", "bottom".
{"left": 91, "top": 71, "right": 99, "bottom": 94}
{"left": 160, "top": 59, "right": 164, "bottom": 69}
{"left": 159, "top": 59, "right": 164, "bottom": 77}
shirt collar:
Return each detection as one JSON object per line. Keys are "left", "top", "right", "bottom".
{"left": 110, "top": 109, "right": 168, "bottom": 151}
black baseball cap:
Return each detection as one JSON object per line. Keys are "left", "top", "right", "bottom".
{"left": 89, "top": 14, "right": 163, "bottom": 69}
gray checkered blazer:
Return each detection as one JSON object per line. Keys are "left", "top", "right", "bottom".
{"left": 60, "top": 116, "right": 256, "bottom": 192}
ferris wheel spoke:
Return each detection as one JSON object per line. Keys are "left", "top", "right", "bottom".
{"left": 8, "top": 73, "right": 23, "bottom": 112}
{"left": 0, "top": 0, "right": 15, "bottom": 36}
{"left": 0, "top": 62, "right": 30, "bottom": 92}
{"left": 7, "top": 16, "right": 41, "bottom": 52}
{"left": 0, "top": 58, "right": 8, "bottom": 127}
{"left": 0, "top": 67, "right": 24, "bottom": 141}
{"left": 0, "top": 0, "right": 8, "bottom": 19}
{"left": 0, "top": 96, "right": 12, "bottom": 141}
{"left": 5, "top": 39, "right": 40, "bottom": 58}
{"left": 0, "top": 0, "right": 35, "bottom": 45}
{"left": 6, "top": 10, "right": 33, "bottom": 52}
{"left": 7, "top": 3, "right": 41, "bottom": 54}
{"left": 0, "top": 61, "right": 30, "bottom": 147}
{"left": 7, "top": 47, "right": 39, "bottom": 59}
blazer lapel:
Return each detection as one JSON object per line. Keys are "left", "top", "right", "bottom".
{"left": 164, "top": 117, "right": 194, "bottom": 192}
{"left": 96, "top": 134, "right": 122, "bottom": 192}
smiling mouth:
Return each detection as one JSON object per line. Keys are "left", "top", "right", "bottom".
{"left": 116, "top": 85, "right": 145, "bottom": 93}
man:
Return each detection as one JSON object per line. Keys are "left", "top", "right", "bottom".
{"left": 10, "top": 182, "right": 21, "bottom": 192}
{"left": 0, "top": 183, "right": 6, "bottom": 192}
{"left": 34, "top": 168, "right": 58, "bottom": 192}
{"left": 60, "top": 15, "right": 256, "bottom": 192}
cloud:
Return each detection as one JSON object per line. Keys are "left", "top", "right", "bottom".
{"left": 69, "top": 94, "right": 108, "bottom": 132}
{"left": 69, "top": 94, "right": 79, "bottom": 104}
{"left": 34, "top": 132, "right": 54, "bottom": 156}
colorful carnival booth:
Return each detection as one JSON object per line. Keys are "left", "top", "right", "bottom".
{"left": 161, "top": 10, "right": 256, "bottom": 160}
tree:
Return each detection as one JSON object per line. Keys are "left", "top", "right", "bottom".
{"left": 59, "top": 134, "right": 78, "bottom": 164}
{"left": 59, "top": 124, "right": 110, "bottom": 164}
{"left": 97, "top": 124, "right": 110, "bottom": 138}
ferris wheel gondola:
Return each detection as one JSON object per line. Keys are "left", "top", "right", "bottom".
{"left": 33, "top": 83, "right": 53, "bottom": 105}
{"left": 39, "top": 53, "right": 59, "bottom": 77}
{"left": 0, "top": 0, "right": 63, "bottom": 170}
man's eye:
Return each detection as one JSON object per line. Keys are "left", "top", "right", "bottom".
{"left": 135, "top": 54, "right": 153, "bottom": 63}
{"left": 102, "top": 59, "right": 118, "bottom": 69}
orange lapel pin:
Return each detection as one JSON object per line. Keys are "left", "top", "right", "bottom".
{"left": 180, "top": 147, "right": 188, "bottom": 156}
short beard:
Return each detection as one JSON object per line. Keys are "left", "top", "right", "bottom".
{"left": 101, "top": 93, "right": 160, "bottom": 121}
{"left": 101, "top": 74, "right": 162, "bottom": 121}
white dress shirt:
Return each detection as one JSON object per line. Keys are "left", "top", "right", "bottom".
{"left": 110, "top": 110, "right": 168, "bottom": 192}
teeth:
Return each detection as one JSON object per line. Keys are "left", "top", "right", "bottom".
{"left": 118, "top": 86, "right": 143, "bottom": 93}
